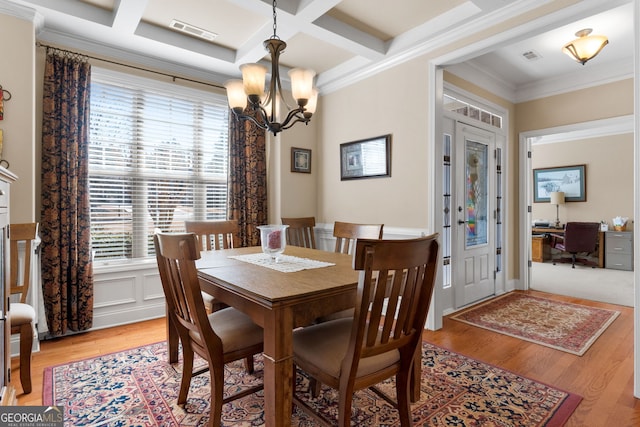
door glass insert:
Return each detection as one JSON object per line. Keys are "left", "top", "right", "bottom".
{"left": 465, "top": 139, "right": 488, "bottom": 247}
{"left": 496, "top": 147, "right": 502, "bottom": 272}
{"left": 442, "top": 133, "right": 452, "bottom": 289}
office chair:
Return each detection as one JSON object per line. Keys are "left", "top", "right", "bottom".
{"left": 551, "top": 222, "right": 600, "bottom": 268}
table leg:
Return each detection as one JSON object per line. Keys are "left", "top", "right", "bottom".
{"left": 262, "top": 308, "right": 294, "bottom": 427}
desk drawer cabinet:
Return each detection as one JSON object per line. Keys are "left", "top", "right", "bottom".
{"left": 605, "top": 231, "right": 633, "bottom": 271}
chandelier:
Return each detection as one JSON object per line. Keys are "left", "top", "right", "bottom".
{"left": 562, "top": 28, "right": 609, "bottom": 65}
{"left": 225, "top": 0, "right": 318, "bottom": 136}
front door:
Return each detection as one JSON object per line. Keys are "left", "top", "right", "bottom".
{"left": 454, "top": 122, "right": 496, "bottom": 306}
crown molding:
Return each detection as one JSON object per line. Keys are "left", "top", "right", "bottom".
{"left": 529, "top": 115, "right": 633, "bottom": 145}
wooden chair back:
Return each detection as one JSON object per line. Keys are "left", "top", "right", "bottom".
{"left": 349, "top": 235, "right": 439, "bottom": 370}
{"left": 154, "top": 233, "right": 212, "bottom": 353}
{"left": 292, "top": 234, "right": 439, "bottom": 426}
{"left": 333, "top": 221, "right": 384, "bottom": 254}
{"left": 185, "top": 220, "right": 238, "bottom": 251}
{"left": 10, "top": 223, "right": 39, "bottom": 303}
{"left": 281, "top": 217, "right": 316, "bottom": 249}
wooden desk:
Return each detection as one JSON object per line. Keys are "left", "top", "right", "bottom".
{"left": 531, "top": 234, "right": 550, "bottom": 262}
{"left": 193, "top": 246, "right": 359, "bottom": 427}
{"left": 531, "top": 227, "right": 605, "bottom": 267}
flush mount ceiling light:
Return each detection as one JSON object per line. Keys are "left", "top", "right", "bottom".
{"left": 562, "top": 28, "right": 609, "bottom": 65}
{"left": 225, "top": 0, "right": 318, "bottom": 136}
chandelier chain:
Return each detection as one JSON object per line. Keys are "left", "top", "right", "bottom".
{"left": 272, "top": 0, "right": 278, "bottom": 39}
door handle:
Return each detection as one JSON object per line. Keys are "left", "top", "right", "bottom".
{"left": 458, "top": 220, "right": 467, "bottom": 225}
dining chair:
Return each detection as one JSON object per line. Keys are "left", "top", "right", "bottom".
{"left": 333, "top": 221, "right": 384, "bottom": 254}
{"left": 292, "top": 234, "right": 439, "bottom": 427}
{"left": 185, "top": 220, "right": 238, "bottom": 251}
{"left": 281, "top": 217, "right": 317, "bottom": 249}
{"left": 9, "top": 222, "right": 39, "bottom": 394}
{"left": 315, "top": 221, "right": 385, "bottom": 324}
{"left": 185, "top": 220, "right": 238, "bottom": 312}
{"left": 154, "top": 232, "right": 263, "bottom": 427}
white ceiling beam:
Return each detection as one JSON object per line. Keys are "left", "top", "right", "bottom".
{"left": 20, "top": 0, "right": 114, "bottom": 26}
{"left": 311, "top": 15, "right": 385, "bottom": 59}
{"left": 295, "top": 0, "right": 341, "bottom": 19}
{"left": 230, "top": 0, "right": 384, "bottom": 64}
{"left": 112, "top": 0, "right": 148, "bottom": 34}
{"left": 135, "top": 22, "right": 236, "bottom": 64}
{"left": 386, "top": 2, "right": 481, "bottom": 54}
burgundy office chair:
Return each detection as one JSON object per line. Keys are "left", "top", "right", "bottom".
{"left": 551, "top": 222, "right": 600, "bottom": 268}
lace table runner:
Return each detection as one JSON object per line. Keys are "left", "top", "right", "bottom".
{"left": 228, "top": 252, "right": 335, "bottom": 272}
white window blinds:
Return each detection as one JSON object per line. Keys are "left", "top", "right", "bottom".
{"left": 89, "top": 69, "right": 229, "bottom": 262}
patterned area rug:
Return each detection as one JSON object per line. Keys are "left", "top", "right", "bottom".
{"left": 43, "top": 341, "right": 581, "bottom": 426}
{"left": 450, "top": 292, "right": 620, "bottom": 356}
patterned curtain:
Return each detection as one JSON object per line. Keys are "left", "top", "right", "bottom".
{"left": 228, "top": 112, "right": 268, "bottom": 247}
{"left": 41, "top": 48, "right": 93, "bottom": 337}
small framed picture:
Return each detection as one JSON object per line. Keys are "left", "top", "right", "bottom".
{"left": 291, "top": 147, "right": 312, "bottom": 173}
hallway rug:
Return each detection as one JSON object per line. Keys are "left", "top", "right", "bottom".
{"left": 43, "top": 341, "right": 581, "bottom": 426}
{"left": 450, "top": 292, "right": 620, "bottom": 356}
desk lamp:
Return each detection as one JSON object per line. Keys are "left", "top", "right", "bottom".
{"left": 550, "top": 191, "right": 565, "bottom": 228}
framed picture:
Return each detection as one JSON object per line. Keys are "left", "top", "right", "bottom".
{"left": 291, "top": 147, "right": 312, "bottom": 173}
{"left": 533, "top": 164, "right": 586, "bottom": 202}
{"left": 340, "top": 134, "right": 391, "bottom": 180}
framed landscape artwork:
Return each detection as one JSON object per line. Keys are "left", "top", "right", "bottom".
{"left": 533, "top": 164, "right": 586, "bottom": 202}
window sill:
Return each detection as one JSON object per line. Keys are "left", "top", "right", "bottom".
{"left": 93, "top": 258, "right": 157, "bottom": 274}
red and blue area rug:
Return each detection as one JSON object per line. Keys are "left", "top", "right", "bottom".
{"left": 43, "top": 341, "right": 581, "bottom": 426}
{"left": 450, "top": 292, "right": 620, "bottom": 356}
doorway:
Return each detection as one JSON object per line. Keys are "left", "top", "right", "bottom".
{"left": 430, "top": 0, "right": 639, "bottom": 399}
{"left": 454, "top": 122, "right": 496, "bottom": 306}
{"left": 519, "top": 115, "right": 634, "bottom": 306}
{"left": 441, "top": 102, "right": 506, "bottom": 311}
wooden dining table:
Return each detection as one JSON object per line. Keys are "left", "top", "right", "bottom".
{"left": 165, "top": 244, "right": 423, "bottom": 426}
{"left": 181, "top": 245, "right": 359, "bottom": 427}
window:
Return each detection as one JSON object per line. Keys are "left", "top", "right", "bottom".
{"left": 89, "top": 69, "right": 229, "bottom": 262}
{"left": 443, "top": 93, "right": 503, "bottom": 129}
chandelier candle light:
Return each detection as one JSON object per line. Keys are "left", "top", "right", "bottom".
{"left": 225, "top": 0, "right": 318, "bottom": 135}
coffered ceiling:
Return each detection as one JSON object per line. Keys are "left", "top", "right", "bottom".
{"left": 2, "top": 0, "right": 636, "bottom": 101}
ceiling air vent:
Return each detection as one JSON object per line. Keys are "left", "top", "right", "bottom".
{"left": 169, "top": 19, "right": 217, "bottom": 41}
{"left": 522, "top": 50, "right": 542, "bottom": 61}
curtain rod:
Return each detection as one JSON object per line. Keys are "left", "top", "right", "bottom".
{"left": 36, "top": 42, "right": 226, "bottom": 91}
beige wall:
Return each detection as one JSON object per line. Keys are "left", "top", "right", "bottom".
{"left": 531, "top": 133, "right": 634, "bottom": 229}
{"left": 516, "top": 80, "right": 634, "bottom": 132}
{"left": 273, "top": 110, "right": 318, "bottom": 223}
{"left": 0, "top": 11, "right": 36, "bottom": 223}
{"left": 317, "top": 57, "right": 432, "bottom": 228}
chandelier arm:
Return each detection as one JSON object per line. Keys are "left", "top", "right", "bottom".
{"left": 281, "top": 117, "right": 309, "bottom": 131}
{"left": 224, "top": 0, "right": 316, "bottom": 136}
{"left": 232, "top": 109, "right": 268, "bottom": 131}
{"left": 279, "top": 108, "right": 310, "bottom": 130}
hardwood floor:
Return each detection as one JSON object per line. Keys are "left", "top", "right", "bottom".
{"left": 13, "top": 290, "right": 640, "bottom": 426}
